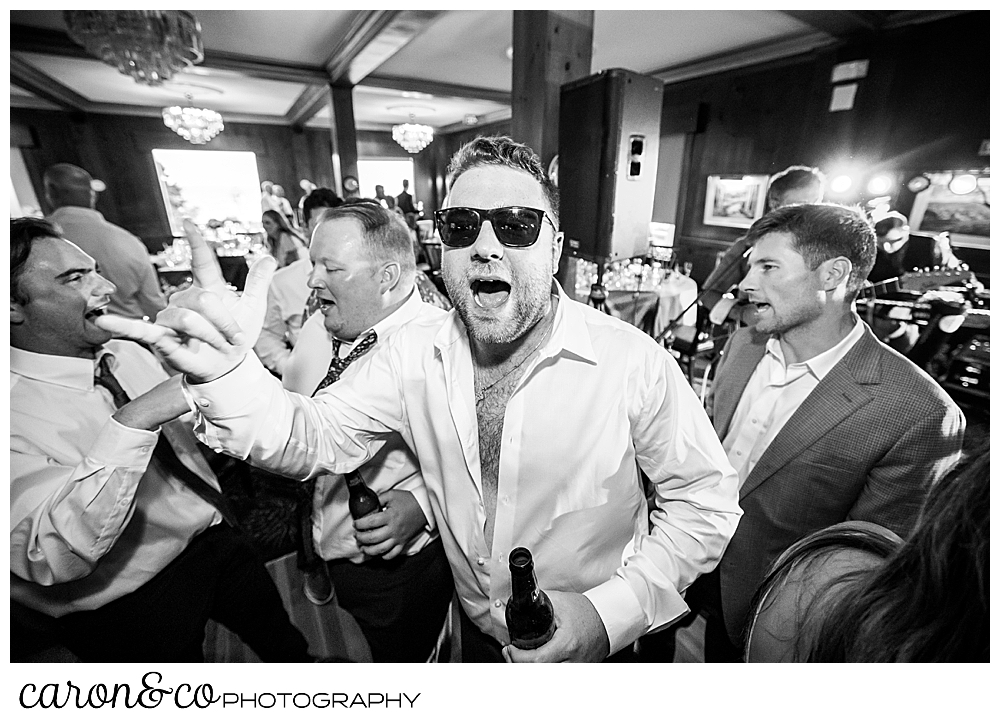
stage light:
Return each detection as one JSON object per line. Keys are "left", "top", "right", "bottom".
{"left": 866, "top": 174, "right": 893, "bottom": 195}
{"left": 830, "top": 175, "right": 853, "bottom": 194}
{"left": 948, "top": 173, "right": 978, "bottom": 195}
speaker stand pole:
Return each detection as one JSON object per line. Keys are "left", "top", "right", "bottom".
{"left": 589, "top": 259, "right": 611, "bottom": 315}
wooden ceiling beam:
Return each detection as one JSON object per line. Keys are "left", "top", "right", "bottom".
{"left": 10, "top": 55, "right": 91, "bottom": 112}
{"left": 360, "top": 74, "right": 511, "bottom": 105}
{"left": 285, "top": 84, "right": 331, "bottom": 128}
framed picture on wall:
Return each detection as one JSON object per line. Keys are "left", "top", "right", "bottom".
{"left": 703, "top": 174, "right": 769, "bottom": 228}
{"left": 909, "top": 172, "right": 990, "bottom": 249}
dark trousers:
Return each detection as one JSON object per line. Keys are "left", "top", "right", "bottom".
{"left": 456, "top": 599, "right": 638, "bottom": 662}
{"left": 52, "top": 524, "right": 311, "bottom": 662}
{"left": 328, "top": 538, "right": 454, "bottom": 662}
{"left": 638, "top": 568, "right": 743, "bottom": 663}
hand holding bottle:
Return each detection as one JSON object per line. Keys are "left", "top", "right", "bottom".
{"left": 353, "top": 489, "right": 428, "bottom": 560}
{"left": 502, "top": 590, "right": 611, "bottom": 663}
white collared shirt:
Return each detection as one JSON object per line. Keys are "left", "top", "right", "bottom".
{"left": 254, "top": 257, "right": 312, "bottom": 375}
{"left": 185, "top": 285, "right": 741, "bottom": 655}
{"left": 723, "top": 319, "right": 866, "bottom": 485}
{"left": 10, "top": 341, "right": 220, "bottom": 616}
{"left": 282, "top": 289, "right": 446, "bottom": 563}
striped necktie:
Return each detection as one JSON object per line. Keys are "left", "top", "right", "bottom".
{"left": 313, "top": 331, "right": 377, "bottom": 395}
{"left": 94, "top": 354, "right": 239, "bottom": 527}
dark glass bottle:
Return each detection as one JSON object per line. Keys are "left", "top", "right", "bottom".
{"left": 346, "top": 470, "right": 381, "bottom": 520}
{"left": 505, "top": 547, "right": 556, "bottom": 649}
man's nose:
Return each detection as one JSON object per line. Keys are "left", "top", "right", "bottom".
{"left": 470, "top": 219, "right": 504, "bottom": 261}
{"left": 738, "top": 270, "right": 756, "bottom": 294}
{"left": 307, "top": 265, "right": 323, "bottom": 289}
{"left": 97, "top": 274, "right": 116, "bottom": 297}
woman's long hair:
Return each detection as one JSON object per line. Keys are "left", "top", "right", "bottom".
{"left": 262, "top": 209, "right": 307, "bottom": 250}
{"left": 806, "top": 447, "right": 989, "bottom": 661}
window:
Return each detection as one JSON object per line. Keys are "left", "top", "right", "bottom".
{"left": 151, "top": 149, "right": 262, "bottom": 236}
{"left": 357, "top": 158, "right": 414, "bottom": 203}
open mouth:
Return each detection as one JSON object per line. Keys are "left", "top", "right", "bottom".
{"left": 471, "top": 279, "right": 511, "bottom": 309}
{"left": 316, "top": 297, "right": 335, "bottom": 312}
{"left": 84, "top": 306, "right": 107, "bottom": 321}
{"left": 752, "top": 302, "right": 771, "bottom": 314}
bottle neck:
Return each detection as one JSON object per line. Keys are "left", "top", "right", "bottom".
{"left": 510, "top": 567, "right": 539, "bottom": 597}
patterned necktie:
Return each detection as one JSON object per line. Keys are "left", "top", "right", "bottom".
{"left": 94, "top": 355, "right": 239, "bottom": 527}
{"left": 313, "top": 331, "right": 377, "bottom": 395}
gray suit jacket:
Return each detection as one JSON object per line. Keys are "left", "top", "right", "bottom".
{"left": 710, "top": 324, "right": 965, "bottom": 644}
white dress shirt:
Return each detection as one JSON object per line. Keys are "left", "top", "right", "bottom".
{"left": 723, "top": 318, "right": 866, "bottom": 485}
{"left": 254, "top": 257, "right": 312, "bottom": 375}
{"left": 283, "top": 290, "right": 446, "bottom": 563}
{"left": 185, "top": 285, "right": 741, "bottom": 655}
{"left": 10, "top": 341, "right": 220, "bottom": 616}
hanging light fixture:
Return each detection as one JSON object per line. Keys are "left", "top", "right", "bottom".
{"left": 392, "top": 115, "right": 434, "bottom": 154}
{"left": 63, "top": 10, "right": 203, "bottom": 87}
{"left": 162, "top": 95, "right": 224, "bottom": 145}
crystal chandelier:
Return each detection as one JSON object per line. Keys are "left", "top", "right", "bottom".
{"left": 162, "top": 100, "right": 224, "bottom": 145}
{"left": 392, "top": 116, "right": 434, "bottom": 154}
{"left": 63, "top": 10, "right": 204, "bottom": 86}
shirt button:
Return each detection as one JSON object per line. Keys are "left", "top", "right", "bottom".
{"left": 477, "top": 557, "right": 485, "bottom": 566}
{"left": 751, "top": 418, "right": 758, "bottom": 424}
{"left": 198, "top": 399, "right": 210, "bottom": 408}
{"left": 139, "top": 446, "right": 150, "bottom": 453}
{"left": 736, "top": 450, "right": 742, "bottom": 456}
{"left": 502, "top": 495, "right": 510, "bottom": 504}
{"left": 494, "top": 600, "right": 502, "bottom": 608}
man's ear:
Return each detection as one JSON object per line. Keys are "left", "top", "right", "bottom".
{"left": 822, "top": 256, "right": 852, "bottom": 291}
{"left": 551, "top": 231, "right": 564, "bottom": 275}
{"left": 379, "top": 261, "right": 401, "bottom": 292}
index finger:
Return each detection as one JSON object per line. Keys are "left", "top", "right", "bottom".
{"left": 182, "top": 218, "right": 226, "bottom": 293}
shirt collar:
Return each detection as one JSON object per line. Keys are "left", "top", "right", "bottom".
{"left": 10, "top": 345, "right": 111, "bottom": 392}
{"left": 765, "top": 317, "right": 865, "bottom": 380}
{"left": 49, "top": 206, "right": 105, "bottom": 223}
{"left": 332, "top": 286, "right": 425, "bottom": 350}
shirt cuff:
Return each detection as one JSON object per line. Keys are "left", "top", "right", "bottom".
{"left": 583, "top": 576, "right": 649, "bottom": 656}
{"left": 182, "top": 354, "right": 269, "bottom": 418}
{"left": 99, "top": 416, "right": 160, "bottom": 468}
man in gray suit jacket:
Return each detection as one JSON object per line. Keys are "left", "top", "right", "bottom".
{"left": 690, "top": 203, "right": 965, "bottom": 661}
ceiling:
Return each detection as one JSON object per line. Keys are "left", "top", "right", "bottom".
{"left": 9, "top": 10, "right": 961, "bottom": 134}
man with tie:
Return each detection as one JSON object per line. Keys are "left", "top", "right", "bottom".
{"left": 9, "top": 217, "right": 311, "bottom": 662}
{"left": 277, "top": 200, "right": 454, "bottom": 662}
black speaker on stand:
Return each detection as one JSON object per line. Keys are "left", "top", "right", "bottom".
{"left": 558, "top": 68, "right": 664, "bottom": 312}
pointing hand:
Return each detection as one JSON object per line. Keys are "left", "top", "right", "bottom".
{"left": 96, "top": 218, "right": 276, "bottom": 382}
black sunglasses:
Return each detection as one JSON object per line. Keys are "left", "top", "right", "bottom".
{"left": 433, "top": 206, "right": 557, "bottom": 248}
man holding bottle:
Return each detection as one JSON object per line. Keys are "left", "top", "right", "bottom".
{"left": 98, "top": 136, "right": 741, "bottom": 662}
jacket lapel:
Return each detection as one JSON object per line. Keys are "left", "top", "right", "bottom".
{"left": 738, "top": 327, "right": 883, "bottom": 500}
{"left": 713, "top": 330, "right": 768, "bottom": 437}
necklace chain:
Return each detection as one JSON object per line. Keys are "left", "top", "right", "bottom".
{"left": 474, "top": 319, "right": 552, "bottom": 405}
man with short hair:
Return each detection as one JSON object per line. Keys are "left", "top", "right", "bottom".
{"left": 254, "top": 188, "right": 343, "bottom": 376}
{"left": 701, "top": 165, "right": 826, "bottom": 321}
{"left": 692, "top": 203, "right": 965, "bottom": 660}
{"left": 44, "top": 163, "right": 166, "bottom": 321}
{"left": 98, "top": 135, "right": 741, "bottom": 663}
{"left": 277, "top": 201, "right": 454, "bottom": 662}
{"left": 9, "top": 217, "right": 310, "bottom": 663}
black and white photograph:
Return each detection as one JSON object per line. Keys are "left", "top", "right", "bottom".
{"left": 7, "top": 7, "right": 989, "bottom": 720}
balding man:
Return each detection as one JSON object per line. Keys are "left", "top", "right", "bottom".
{"left": 45, "top": 163, "right": 166, "bottom": 321}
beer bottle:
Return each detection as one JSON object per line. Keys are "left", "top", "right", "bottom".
{"left": 346, "top": 470, "right": 381, "bottom": 520}
{"left": 505, "top": 547, "right": 556, "bottom": 649}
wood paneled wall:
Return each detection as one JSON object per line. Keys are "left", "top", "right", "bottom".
{"left": 660, "top": 12, "right": 989, "bottom": 283}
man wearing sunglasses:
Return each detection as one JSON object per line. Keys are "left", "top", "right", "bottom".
{"left": 98, "top": 136, "right": 741, "bottom": 663}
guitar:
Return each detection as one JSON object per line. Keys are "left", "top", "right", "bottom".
{"left": 862, "top": 266, "right": 973, "bottom": 297}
